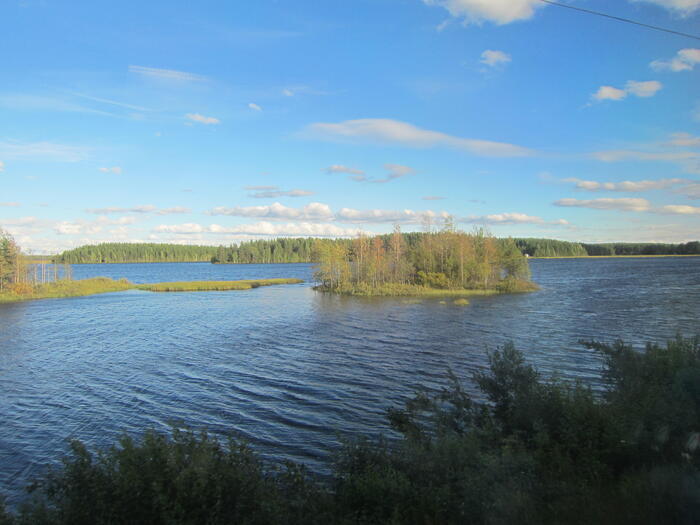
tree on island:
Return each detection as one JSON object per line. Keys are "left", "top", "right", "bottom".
{"left": 313, "top": 221, "right": 533, "bottom": 295}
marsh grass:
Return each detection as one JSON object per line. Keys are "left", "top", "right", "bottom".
{"left": 315, "top": 280, "right": 538, "bottom": 297}
{"left": 0, "top": 277, "right": 132, "bottom": 303}
{"left": 0, "top": 278, "right": 304, "bottom": 302}
{"left": 137, "top": 278, "right": 303, "bottom": 292}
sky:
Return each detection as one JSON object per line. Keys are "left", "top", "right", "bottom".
{"left": 1, "top": 0, "right": 699, "bottom": 253}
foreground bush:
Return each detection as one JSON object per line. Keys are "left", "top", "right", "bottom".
{"left": 3, "top": 336, "right": 699, "bottom": 524}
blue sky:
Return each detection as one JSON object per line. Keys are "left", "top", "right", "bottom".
{"left": 1, "top": 0, "right": 699, "bottom": 253}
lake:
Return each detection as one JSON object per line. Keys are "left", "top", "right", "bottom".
{"left": 1, "top": 257, "right": 698, "bottom": 505}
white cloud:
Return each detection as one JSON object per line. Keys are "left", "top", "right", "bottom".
{"left": 336, "top": 207, "right": 447, "bottom": 224}
{"left": 480, "top": 49, "right": 511, "bottom": 67}
{"left": 593, "top": 86, "right": 628, "bottom": 101}
{"left": 250, "top": 189, "right": 315, "bottom": 198}
{"left": 185, "top": 113, "right": 220, "bottom": 125}
{"left": 423, "top": 0, "right": 543, "bottom": 25}
{"left": 245, "top": 185, "right": 278, "bottom": 191}
{"left": 422, "top": 196, "right": 445, "bottom": 200}
{"left": 153, "top": 221, "right": 366, "bottom": 237}
{"left": 563, "top": 177, "right": 687, "bottom": 192}
{"left": 625, "top": 80, "right": 663, "bottom": 98}
{"left": 592, "top": 81, "right": 662, "bottom": 102}
{"left": 554, "top": 197, "right": 652, "bottom": 212}
{"left": 463, "top": 212, "right": 569, "bottom": 226}
{"left": 650, "top": 48, "right": 700, "bottom": 72}
{"left": 668, "top": 132, "right": 700, "bottom": 147}
{"left": 0, "top": 141, "right": 88, "bottom": 162}
{"left": 0, "top": 202, "right": 20, "bottom": 207}
{"left": 657, "top": 204, "right": 700, "bottom": 215}
{"left": 206, "top": 202, "right": 334, "bottom": 221}
{"left": 53, "top": 216, "right": 137, "bottom": 236}
{"left": 248, "top": 102, "right": 262, "bottom": 111}
{"left": 282, "top": 88, "right": 294, "bottom": 97}
{"left": 306, "top": 118, "right": 534, "bottom": 157}
{"left": 0, "top": 161, "right": 4, "bottom": 172}
{"left": 99, "top": 166, "right": 122, "bottom": 175}
{"left": 129, "top": 65, "right": 207, "bottom": 82}
{"left": 324, "top": 164, "right": 365, "bottom": 175}
{"left": 631, "top": 0, "right": 700, "bottom": 16}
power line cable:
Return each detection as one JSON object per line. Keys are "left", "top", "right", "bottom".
{"left": 537, "top": 0, "right": 700, "bottom": 41}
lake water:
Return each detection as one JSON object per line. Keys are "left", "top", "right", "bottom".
{"left": 1, "top": 257, "right": 699, "bottom": 505}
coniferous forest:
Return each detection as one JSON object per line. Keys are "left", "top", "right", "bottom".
{"left": 50, "top": 237, "right": 700, "bottom": 265}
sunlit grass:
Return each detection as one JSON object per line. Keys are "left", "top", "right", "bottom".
{"left": 0, "top": 277, "right": 132, "bottom": 303}
{"left": 0, "top": 277, "right": 304, "bottom": 302}
{"left": 136, "top": 278, "right": 303, "bottom": 292}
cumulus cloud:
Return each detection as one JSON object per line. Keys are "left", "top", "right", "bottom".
{"left": 0, "top": 161, "right": 4, "bottom": 172}
{"left": 0, "top": 201, "right": 20, "bottom": 207}
{"left": 463, "top": 213, "right": 569, "bottom": 226}
{"left": 250, "top": 189, "right": 315, "bottom": 198}
{"left": 129, "top": 65, "right": 207, "bottom": 82}
{"left": 592, "top": 86, "right": 627, "bottom": 101}
{"left": 563, "top": 177, "right": 688, "bottom": 192}
{"left": 336, "top": 207, "right": 448, "bottom": 224}
{"left": 153, "top": 221, "right": 366, "bottom": 237}
{"left": 651, "top": 48, "right": 700, "bottom": 72}
{"left": 54, "top": 216, "right": 137, "bottom": 235}
{"left": 422, "top": 196, "right": 445, "bottom": 200}
{"left": 157, "top": 207, "right": 191, "bottom": 215}
{"left": 306, "top": 118, "right": 533, "bottom": 157}
{"left": 423, "top": 0, "right": 544, "bottom": 25}
{"left": 480, "top": 50, "right": 511, "bottom": 67}
{"left": 592, "top": 81, "right": 662, "bottom": 102}
{"left": 248, "top": 102, "right": 262, "bottom": 111}
{"left": 185, "top": 113, "right": 220, "bottom": 125}
{"left": 626, "top": 80, "right": 663, "bottom": 98}
{"left": 206, "top": 202, "right": 334, "bottom": 221}
{"left": 631, "top": 0, "right": 700, "bottom": 16}
{"left": 99, "top": 166, "right": 122, "bottom": 175}
{"left": 324, "top": 164, "right": 365, "bottom": 176}
{"left": 554, "top": 197, "right": 652, "bottom": 212}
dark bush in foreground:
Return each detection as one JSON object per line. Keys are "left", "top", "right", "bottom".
{"left": 4, "top": 337, "right": 699, "bottom": 524}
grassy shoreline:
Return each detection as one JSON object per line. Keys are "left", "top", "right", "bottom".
{"left": 0, "top": 278, "right": 303, "bottom": 303}
{"left": 314, "top": 279, "right": 538, "bottom": 297}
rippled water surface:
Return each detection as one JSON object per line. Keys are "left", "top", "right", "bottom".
{"left": 1, "top": 258, "right": 699, "bottom": 504}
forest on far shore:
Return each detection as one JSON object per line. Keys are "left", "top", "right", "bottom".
{"left": 36, "top": 234, "right": 700, "bottom": 265}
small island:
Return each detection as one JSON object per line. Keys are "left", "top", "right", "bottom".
{"left": 312, "top": 225, "right": 537, "bottom": 297}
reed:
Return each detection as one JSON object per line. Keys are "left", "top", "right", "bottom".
{"left": 136, "top": 278, "right": 303, "bottom": 292}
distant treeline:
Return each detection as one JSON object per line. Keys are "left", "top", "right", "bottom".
{"left": 516, "top": 238, "right": 700, "bottom": 257}
{"left": 56, "top": 243, "right": 218, "bottom": 263}
{"left": 54, "top": 237, "right": 700, "bottom": 264}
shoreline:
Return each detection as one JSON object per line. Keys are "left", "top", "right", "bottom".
{"left": 531, "top": 254, "right": 700, "bottom": 260}
{"left": 0, "top": 278, "right": 304, "bottom": 303}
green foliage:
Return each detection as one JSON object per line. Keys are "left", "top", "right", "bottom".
{"left": 514, "top": 238, "right": 588, "bottom": 257}
{"left": 56, "top": 243, "right": 219, "bottom": 264}
{"left": 7, "top": 336, "right": 699, "bottom": 523}
{"left": 212, "top": 238, "right": 319, "bottom": 264}
{"left": 315, "top": 225, "right": 535, "bottom": 295}
{"left": 581, "top": 241, "right": 700, "bottom": 256}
